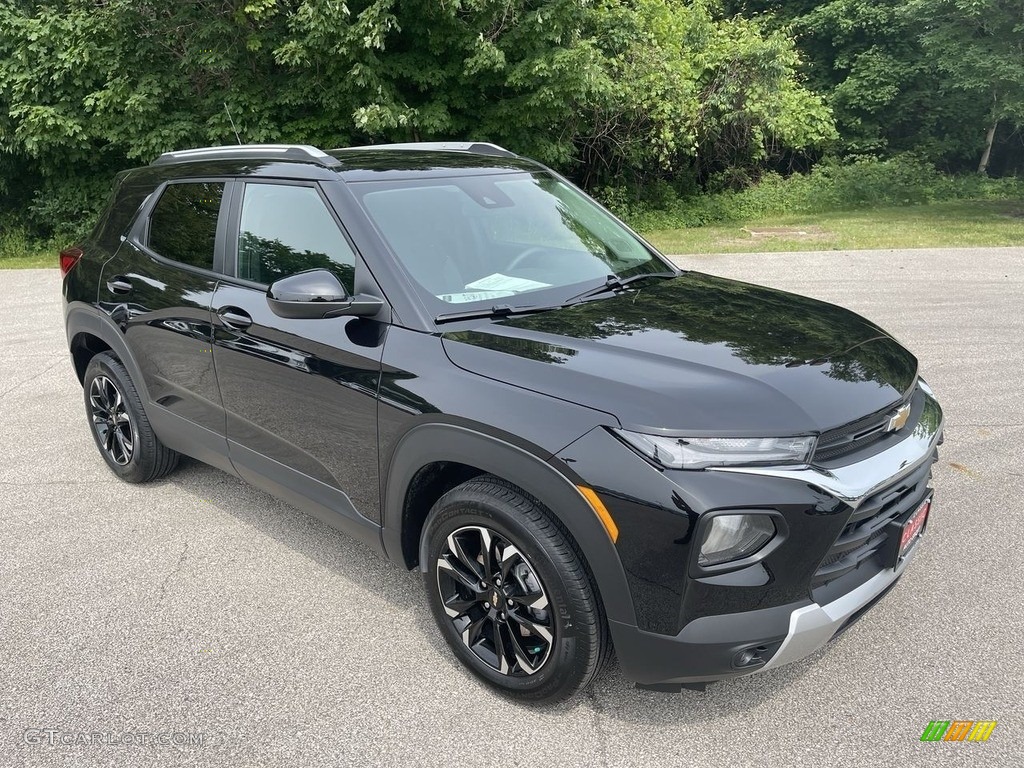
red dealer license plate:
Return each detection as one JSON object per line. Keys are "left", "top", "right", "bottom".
{"left": 897, "top": 497, "right": 931, "bottom": 560}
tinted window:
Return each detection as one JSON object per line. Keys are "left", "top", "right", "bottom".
{"left": 237, "top": 184, "right": 356, "bottom": 291}
{"left": 148, "top": 182, "right": 224, "bottom": 270}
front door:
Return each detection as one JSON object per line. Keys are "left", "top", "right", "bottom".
{"left": 210, "top": 181, "right": 385, "bottom": 543}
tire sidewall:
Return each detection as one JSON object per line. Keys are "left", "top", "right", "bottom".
{"left": 423, "top": 489, "right": 594, "bottom": 701}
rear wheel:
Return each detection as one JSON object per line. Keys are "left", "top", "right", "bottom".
{"left": 83, "top": 352, "right": 179, "bottom": 483}
{"left": 422, "top": 475, "right": 609, "bottom": 702}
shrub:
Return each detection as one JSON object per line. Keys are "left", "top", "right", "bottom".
{"left": 0, "top": 218, "right": 58, "bottom": 266}
{"left": 610, "top": 155, "right": 1024, "bottom": 230}
{"left": 26, "top": 174, "right": 112, "bottom": 243}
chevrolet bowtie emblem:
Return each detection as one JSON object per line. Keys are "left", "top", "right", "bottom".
{"left": 886, "top": 403, "right": 912, "bottom": 433}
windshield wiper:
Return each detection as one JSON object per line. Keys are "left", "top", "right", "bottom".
{"left": 434, "top": 271, "right": 679, "bottom": 324}
{"left": 564, "top": 271, "right": 678, "bottom": 305}
{"left": 434, "top": 302, "right": 565, "bottom": 324}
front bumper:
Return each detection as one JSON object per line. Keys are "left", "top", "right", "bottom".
{"left": 569, "top": 389, "right": 944, "bottom": 688}
{"left": 611, "top": 543, "right": 917, "bottom": 687}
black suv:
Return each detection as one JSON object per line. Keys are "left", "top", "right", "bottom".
{"left": 62, "top": 142, "right": 943, "bottom": 702}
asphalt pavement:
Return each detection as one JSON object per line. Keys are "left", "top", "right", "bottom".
{"left": 1, "top": 247, "right": 1021, "bottom": 767}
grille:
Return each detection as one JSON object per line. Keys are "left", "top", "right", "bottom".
{"left": 813, "top": 389, "right": 917, "bottom": 463}
{"left": 811, "top": 461, "right": 932, "bottom": 592}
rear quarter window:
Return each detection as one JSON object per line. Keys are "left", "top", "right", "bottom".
{"left": 147, "top": 182, "right": 225, "bottom": 270}
{"left": 90, "top": 173, "right": 147, "bottom": 251}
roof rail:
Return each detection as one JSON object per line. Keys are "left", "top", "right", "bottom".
{"left": 338, "top": 141, "right": 517, "bottom": 158}
{"left": 152, "top": 144, "right": 341, "bottom": 168}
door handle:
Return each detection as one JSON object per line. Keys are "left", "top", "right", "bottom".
{"left": 216, "top": 306, "right": 253, "bottom": 330}
{"left": 106, "top": 276, "right": 133, "bottom": 295}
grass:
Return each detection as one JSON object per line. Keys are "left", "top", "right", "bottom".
{"left": 642, "top": 200, "right": 1024, "bottom": 255}
{"left": 0, "top": 226, "right": 59, "bottom": 269}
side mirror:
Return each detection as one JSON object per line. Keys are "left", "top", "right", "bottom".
{"left": 266, "top": 269, "right": 383, "bottom": 319}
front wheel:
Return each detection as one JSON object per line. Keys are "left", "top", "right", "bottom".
{"left": 422, "top": 475, "right": 609, "bottom": 703}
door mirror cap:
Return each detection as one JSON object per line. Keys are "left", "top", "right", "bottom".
{"left": 266, "top": 269, "right": 383, "bottom": 319}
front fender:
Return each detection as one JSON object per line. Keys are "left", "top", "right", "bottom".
{"left": 381, "top": 422, "right": 637, "bottom": 626}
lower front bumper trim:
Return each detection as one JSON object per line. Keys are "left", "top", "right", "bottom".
{"left": 760, "top": 544, "right": 917, "bottom": 671}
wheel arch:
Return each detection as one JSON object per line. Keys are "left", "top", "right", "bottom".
{"left": 65, "top": 306, "right": 150, "bottom": 402}
{"left": 70, "top": 332, "right": 113, "bottom": 384}
{"left": 382, "top": 423, "right": 637, "bottom": 626}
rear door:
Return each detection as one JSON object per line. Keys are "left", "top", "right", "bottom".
{"left": 99, "top": 179, "right": 232, "bottom": 469}
{"left": 209, "top": 180, "right": 386, "bottom": 545}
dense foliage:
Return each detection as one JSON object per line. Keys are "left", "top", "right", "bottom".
{"left": 0, "top": 0, "right": 1022, "bottom": 242}
{"left": 727, "top": 0, "right": 1024, "bottom": 174}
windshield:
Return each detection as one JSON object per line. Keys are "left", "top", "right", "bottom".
{"left": 351, "top": 171, "right": 668, "bottom": 308}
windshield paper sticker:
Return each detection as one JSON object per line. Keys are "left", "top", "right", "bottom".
{"left": 438, "top": 290, "right": 517, "bottom": 304}
{"left": 464, "top": 273, "right": 552, "bottom": 293}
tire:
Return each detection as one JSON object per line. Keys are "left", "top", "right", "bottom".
{"left": 422, "top": 475, "right": 609, "bottom": 703}
{"left": 82, "top": 351, "right": 180, "bottom": 483}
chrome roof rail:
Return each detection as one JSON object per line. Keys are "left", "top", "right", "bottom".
{"left": 152, "top": 144, "right": 341, "bottom": 168}
{"left": 337, "top": 141, "right": 517, "bottom": 158}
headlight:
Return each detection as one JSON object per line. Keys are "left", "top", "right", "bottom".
{"left": 699, "top": 514, "right": 777, "bottom": 567}
{"left": 612, "top": 429, "right": 816, "bottom": 470}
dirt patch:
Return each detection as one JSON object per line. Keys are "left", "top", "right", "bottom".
{"left": 709, "top": 225, "right": 836, "bottom": 248}
{"left": 948, "top": 461, "right": 980, "bottom": 478}
{"left": 742, "top": 225, "right": 829, "bottom": 238}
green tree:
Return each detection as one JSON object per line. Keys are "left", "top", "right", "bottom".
{"left": 0, "top": 0, "right": 837, "bottom": 237}
{"left": 574, "top": 1, "right": 835, "bottom": 187}
{"left": 911, "top": 0, "right": 1024, "bottom": 174}
{"left": 794, "top": 0, "right": 980, "bottom": 160}
{"left": 724, "top": 0, "right": 991, "bottom": 166}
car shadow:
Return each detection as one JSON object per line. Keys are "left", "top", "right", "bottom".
{"left": 162, "top": 456, "right": 821, "bottom": 725}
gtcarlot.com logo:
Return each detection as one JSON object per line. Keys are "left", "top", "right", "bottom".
{"left": 23, "top": 729, "right": 205, "bottom": 748}
{"left": 920, "top": 721, "right": 997, "bottom": 742}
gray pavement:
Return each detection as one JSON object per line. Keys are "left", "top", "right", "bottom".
{"left": 1, "top": 247, "right": 1022, "bottom": 767}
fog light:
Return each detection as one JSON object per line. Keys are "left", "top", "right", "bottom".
{"left": 733, "top": 644, "right": 771, "bottom": 669}
{"left": 699, "top": 514, "right": 776, "bottom": 567}
{"left": 735, "top": 649, "right": 757, "bottom": 667}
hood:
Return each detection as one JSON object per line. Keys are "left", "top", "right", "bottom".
{"left": 440, "top": 272, "right": 918, "bottom": 434}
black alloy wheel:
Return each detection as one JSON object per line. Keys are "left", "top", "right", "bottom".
{"left": 436, "top": 524, "right": 555, "bottom": 676}
{"left": 88, "top": 374, "right": 134, "bottom": 466}
{"left": 423, "top": 475, "right": 609, "bottom": 702}
{"left": 82, "top": 351, "right": 180, "bottom": 483}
